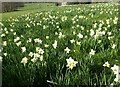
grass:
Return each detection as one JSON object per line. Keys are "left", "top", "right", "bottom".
{"left": 1, "top": 2, "right": 117, "bottom": 21}
{"left": 1, "top": 3, "right": 57, "bottom": 21}
{"left": 1, "top": 2, "right": 120, "bottom": 86}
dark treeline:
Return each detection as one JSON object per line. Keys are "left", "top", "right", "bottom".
{"left": 55, "top": 2, "right": 92, "bottom": 6}
{"left": 1, "top": 2, "right": 24, "bottom": 12}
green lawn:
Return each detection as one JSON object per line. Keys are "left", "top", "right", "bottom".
{"left": 1, "top": 3, "right": 57, "bottom": 21}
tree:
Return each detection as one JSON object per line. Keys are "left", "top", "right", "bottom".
{"left": 1, "top": 2, "right": 24, "bottom": 12}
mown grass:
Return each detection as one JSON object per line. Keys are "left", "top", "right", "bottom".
{"left": 1, "top": 3, "right": 56, "bottom": 21}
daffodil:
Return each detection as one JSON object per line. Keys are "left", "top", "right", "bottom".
{"left": 52, "top": 40, "right": 57, "bottom": 49}
{"left": 64, "top": 47, "right": 70, "bottom": 54}
{"left": 4, "top": 53, "right": 7, "bottom": 56}
{"left": 27, "top": 38, "right": 32, "bottom": 43}
{"left": 111, "top": 65, "right": 119, "bottom": 75}
{"left": 43, "top": 25, "right": 46, "bottom": 29}
{"left": 89, "top": 49, "right": 95, "bottom": 56}
{"left": 81, "top": 26, "right": 84, "bottom": 30}
{"left": 46, "top": 36, "right": 49, "bottom": 39}
{"left": 98, "top": 40, "right": 101, "bottom": 43}
{"left": 1, "top": 34, "right": 5, "bottom": 37}
{"left": 3, "top": 41, "right": 7, "bottom": 46}
{"left": 58, "top": 32, "right": 65, "bottom": 39}
{"left": 31, "top": 58, "right": 37, "bottom": 63}
{"left": 10, "top": 29, "right": 13, "bottom": 32}
{"left": 107, "top": 32, "right": 112, "bottom": 36}
{"left": 76, "top": 41, "right": 81, "bottom": 45}
{"left": 0, "top": 56, "right": 2, "bottom": 62}
{"left": 14, "top": 37, "right": 20, "bottom": 42}
{"left": 34, "top": 53, "right": 40, "bottom": 58}
{"left": 21, "top": 47, "right": 26, "bottom": 53}
{"left": 66, "top": 57, "right": 78, "bottom": 70}
{"left": 70, "top": 39, "right": 75, "bottom": 43}
{"left": 34, "top": 38, "right": 42, "bottom": 44}
{"left": 114, "top": 75, "right": 120, "bottom": 83}
{"left": 61, "top": 16, "right": 67, "bottom": 22}
{"left": 36, "top": 47, "right": 44, "bottom": 55}
{"left": 29, "top": 52, "right": 34, "bottom": 57}
{"left": 90, "top": 29, "right": 95, "bottom": 36}
{"left": 93, "top": 23, "right": 97, "bottom": 28}
{"left": 13, "top": 32, "right": 16, "bottom": 35}
{"left": 16, "top": 41, "right": 21, "bottom": 46}
{"left": 73, "top": 31, "right": 76, "bottom": 35}
{"left": 103, "top": 61, "right": 110, "bottom": 67}
{"left": 21, "top": 57, "right": 28, "bottom": 65}
{"left": 77, "top": 33, "right": 83, "bottom": 39}
{"left": 44, "top": 44, "right": 49, "bottom": 48}
{"left": 39, "top": 55, "right": 43, "bottom": 61}
{"left": 112, "top": 44, "right": 116, "bottom": 49}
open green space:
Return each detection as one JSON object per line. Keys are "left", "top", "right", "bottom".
{"left": 1, "top": 2, "right": 120, "bottom": 86}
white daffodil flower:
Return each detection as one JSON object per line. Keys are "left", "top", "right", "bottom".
{"left": 14, "top": 37, "right": 20, "bottom": 42}
{"left": 16, "top": 41, "right": 21, "bottom": 46}
{"left": 44, "top": 44, "right": 49, "bottom": 48}
{"left": 21, "top": 57, "right": 28, "bottom": 65}
{"left": 66, "top": 57, "right": 78, "bottom": 70}
{"left": 103, "top": 61, "right": 110, "bottom": 67}
{"left": 34, "top": 53, "right": 40, "bottom": 58}
{"left": 90, "top": 29, "right": 95, "bottom": 36}
{"left": 70, "top": 39, "right": 75, "bottom": 43}
{"left": 111, "top": 65, "right": 119, "bottom": 75}
{"left": 21, "top": 47, "right": 26, "bottom": 53}
{"left": 64, "top": 47, "right": 70, "bottom": 54}
{"left": 52, "top": 40, "right": 57, "bottom": 49}
{"left": 29, "top": 52, "right": 34, "bottom": 57}
{"left": 112, "top": 44, "right": 116, "bottom": 49}
{"left": 31, "top": 57, "right": 37, "bottom": 63}
{"left": 89, "top": 49, "right": 95, "bottom": 56}
{"left": 34, "top": 38, "right": 42, "bottom": 44}
{"left": 58, "top": 32, "right": 65, "bottom": 39}
{"left": 3, "top": 41, "right": 7, "bottom": 46}
{"left": 77, "top": 33, "right": 83, "bottom": 39}
{"left": 36, "top": 47, "right": 44, "bottom": 55}
{"left": 0, "top": 56, "right": 2, "bottom": 62}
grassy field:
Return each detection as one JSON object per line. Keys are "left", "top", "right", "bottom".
{"left": 1, "top": 2, "right": 120, "bottom": 86}
{"left": 2, "top": 2, "right": 118, "bottom": 21}
{"left": 1, "top": 3, "right": 57, "bottom": 21}
{"left": 1, "top": 3, "right": 82, "bottom": 21}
